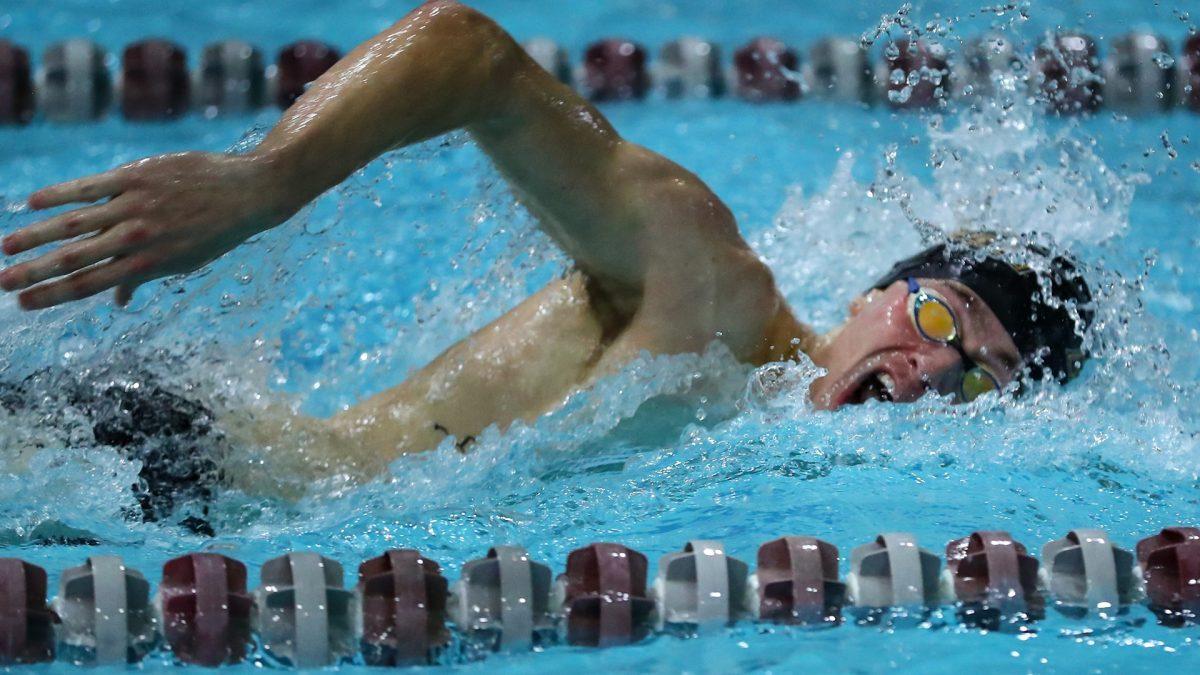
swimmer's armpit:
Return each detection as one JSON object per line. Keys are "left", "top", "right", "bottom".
{"left": 432, "top": 422, "right": 476, "bottom": 453}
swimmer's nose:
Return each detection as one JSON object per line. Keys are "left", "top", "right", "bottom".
{"left": 893, "top": 345, "right": 962, "bottom": 401}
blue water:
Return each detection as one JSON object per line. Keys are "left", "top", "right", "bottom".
{"left": 2, "top": 0, "right": 1200, "bottom": 672}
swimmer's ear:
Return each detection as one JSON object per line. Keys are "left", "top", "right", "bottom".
{"left": 848, "top": 290, "right": 883, "bottom": 317}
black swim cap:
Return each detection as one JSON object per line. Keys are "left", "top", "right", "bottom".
{"left": 871, "top": 232, "right": 1093, "bottom": 384}
{"left": 0, "top": 365, "right": 222, "bottom": 535}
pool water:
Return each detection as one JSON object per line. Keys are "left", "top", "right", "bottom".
{"left": 2, "top": 0, "right": 1200, "bottom": 672}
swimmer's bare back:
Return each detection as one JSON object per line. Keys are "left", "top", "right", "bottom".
{"left": 0, "top": 1, "right": 814, "bottom": 483}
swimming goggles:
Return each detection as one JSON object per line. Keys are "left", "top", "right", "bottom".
{"left": 906, "top": 277, "right": 1001, "bottom": 402}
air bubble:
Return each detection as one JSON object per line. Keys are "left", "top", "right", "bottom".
{"left": 1152, "top": 52, "right": 1175, "bottom": 68}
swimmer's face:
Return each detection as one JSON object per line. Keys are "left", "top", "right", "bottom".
{"left": 809, "top": 278, "right": 1022, "bottom": 409}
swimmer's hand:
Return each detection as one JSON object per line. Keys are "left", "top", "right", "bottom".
{"left": 0, "top": 152, "right": 295, "bottom": 310}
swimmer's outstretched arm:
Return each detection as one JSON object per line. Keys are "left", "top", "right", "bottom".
{"left": 2, "top": 0, "right": 768, "bottom": 332}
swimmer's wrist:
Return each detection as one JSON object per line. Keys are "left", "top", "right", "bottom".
{"left": 241, "top": 149, "right": 317, "bottom": 229}
{"left": 246, "top": 144, "right": 344, "bottom": 224}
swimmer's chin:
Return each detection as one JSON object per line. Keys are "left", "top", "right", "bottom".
{"left": 807, "top": 373, "right": 855, "bottom": 411}
{"left": 808, "top": 380, "right": 836, "bottom": 411}
{"left": 808, "top": 371, "right": 899, "bottom": 411}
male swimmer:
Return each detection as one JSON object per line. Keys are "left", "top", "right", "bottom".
{"left": 0, "top": 1, "right": 1092, "bottom": 495}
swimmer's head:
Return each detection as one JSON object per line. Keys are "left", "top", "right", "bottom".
{"left": 808, "top": 231, "right": 1094, "bottom": 409}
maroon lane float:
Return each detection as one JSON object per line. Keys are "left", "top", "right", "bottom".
{"left": 274, "top": 40, "right": 341, "bottom": 109}
{"left": 1034, "top": 33, "right": 1102, "bottom": 114}
{"left": 1136, "top": 527, "right": 1200, "bottom": 625}
{"left": 120, "top": 39, "right": 190, "bottom": 120}
{"left": 1183, "top": 34, "right": 1200, "bottom": 113}
{"left": 945, "top": 531, "right": 1043, "bottom": 627}
{"left": 583, "top": 39, "right": 649, "bottom": 101}
{"left": 881, "top": 39, "right": 951, "bottom": 109}
{"left": 357, "top": 549, "right": 450, "bottom": 666}
{"left": 0, "top": 559, "right": 54, "bottom": 665}
{"left": 158, "top": 553, "right": 253, "bottom": 666}
{"left": 556, "top": 543, "right": 654, "bottom": 646}
{"left": 0, "top": 40, "right": 34, "bottom": 125}
{"left": 755, "top": 536, "right": 845, "bottom": 625}
{"left": 733, "top": 37, "right": 802, "bottom": 102}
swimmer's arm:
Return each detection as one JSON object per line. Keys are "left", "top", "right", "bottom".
{"left": 3, "top": 0, "right": 754, "bottom": 315}
{"left": 253, "top": 0, "right": 754, "bottom": 300}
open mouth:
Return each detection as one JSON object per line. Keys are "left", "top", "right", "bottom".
{"left": 850, "top": 371, "right": 896, "bottom": 404}
{"left": 819, "top": 353, "right": 908, "bottom": 410}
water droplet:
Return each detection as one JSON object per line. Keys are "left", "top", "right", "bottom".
{"left": 889, "top": 86, "right": 913, "bottom": 103}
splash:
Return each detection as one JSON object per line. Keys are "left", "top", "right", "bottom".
{"left": 746, "top": 67, "right": 1196, "bottom": 488}
{"left": 0, "top": 13, "right": 1197, "bottom": 558}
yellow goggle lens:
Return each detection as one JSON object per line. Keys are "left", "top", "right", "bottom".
{"left": 961, "top": 367, "right": 999, "bottom": 402}
{"left": 915, "top": 298, "right": 957, "bottom": 342}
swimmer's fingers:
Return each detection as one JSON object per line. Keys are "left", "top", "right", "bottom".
{"left": 0, "top": 220, "right": 151, "bottom": 292}
{"left": 16, "top": 254, "right": 153, "bottom": 311}
{"left": 27, "top": 170, "right": 127, "bottom": 210}
{"left": 114, "top": 281, "right": 141, "bottom": 307}
{"left": 2, "top": 199, "right": 131, "bottom": 256}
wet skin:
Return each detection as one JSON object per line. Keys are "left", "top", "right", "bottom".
{"left": 0, "top": 1, "right": 1022, "bottom": 483}
{"left": 807, "top": 279, "right": 1021, "bottom": 410}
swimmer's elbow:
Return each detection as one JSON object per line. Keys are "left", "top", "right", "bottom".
{"left": 416, "top": 0, "right": 472, "bottom": 19}
{"left": 421, "top": 0, "right": 469, "bottom": 12}
{"left": 418, "top": 1, "right": 513, "bottom": 53}
{"left": 411, "top": 1, "right": 525, "bottom": 99}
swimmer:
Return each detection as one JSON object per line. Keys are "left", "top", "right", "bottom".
{"left": 0, "top": 1, "right": 1092, "bottom": 485}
